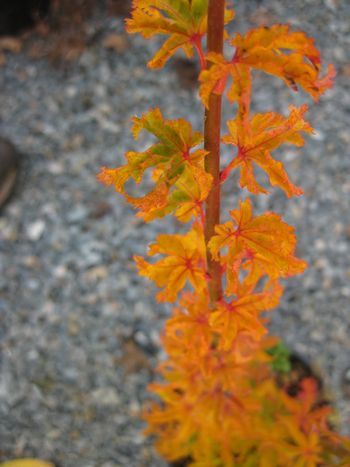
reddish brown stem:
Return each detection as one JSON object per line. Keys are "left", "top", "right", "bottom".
{"left": 204, "top": 0, "right": 225, "bottom": 304}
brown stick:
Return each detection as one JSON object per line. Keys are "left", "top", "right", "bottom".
{"left": 204, "top": 0, "right": 225, "bottom": 304}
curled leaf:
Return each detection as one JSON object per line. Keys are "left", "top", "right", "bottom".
{"left": 199, "top": 24, "right": 335, "bottom": 108}
{"left": 232, "top": 24, "right": 335, "bottom": 101}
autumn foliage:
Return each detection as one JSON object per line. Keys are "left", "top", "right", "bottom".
{"left": 98, "top": 1, "right": 350, "bottom": 465}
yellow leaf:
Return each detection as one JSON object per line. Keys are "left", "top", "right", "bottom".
{"left": 0, "top": 460, "right": 54, "bottom": 467}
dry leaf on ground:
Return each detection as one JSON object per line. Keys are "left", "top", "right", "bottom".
{"left": 0, "top": 37, "right": 22, "bottom": 53}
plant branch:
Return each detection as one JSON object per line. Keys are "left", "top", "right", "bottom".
{"left": 204, "top": 0, "right": 225, "bottom": 304}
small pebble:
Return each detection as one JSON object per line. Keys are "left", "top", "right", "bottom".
{"left": 26, "top": 220, "right": 46, "bottom": 241}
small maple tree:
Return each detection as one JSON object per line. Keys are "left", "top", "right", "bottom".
{"left": 98, "top": 1, "right": 350, "bottom": 465}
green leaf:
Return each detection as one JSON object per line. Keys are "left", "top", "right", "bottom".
{"left": 266, "top": 342, "right": 291, "bottom": 374}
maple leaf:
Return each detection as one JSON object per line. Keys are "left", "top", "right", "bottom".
{"left": 280, "top": 418, "right": 323, "bottom": 467}
{"left": 143, "top": 388, "right": 197, "bottom": 461}
{"left": 232, "top": 24, "right": 335, "bottom": 101}
{"left": 144, "top": 359, "right": 254, "bottom": 465}
{"left": 161, "top": 292, "right": 213, "bottom": 362}
{"left": 142, "top": 164, "right": 212, "bottom": 222}
{"left": 97, "top": 108, "right": 209, "bottom": 221}
{"left": 134, "top": 223, "right": 207, "bottom": 302}
{"left": 126, "top": 0, "right": 234, "bottom": 69}
{"left": 281, "top": 378, "right": 333, "bottom": 436}
{"left": 221, "top": 104, "right": 314, "bottom": 197}
{"left": 173, "top": 166, "right": 212, "bottom": 222}
{"left": 209, "top": 199, "right": 307, "bottom": 293}
{"left": 211, "top": 281, "right": 283, "bottom": 351}
{"left": 199, "top": 24, "right": 335, "bottom": 107}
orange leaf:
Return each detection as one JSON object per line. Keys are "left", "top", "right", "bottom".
{"left": 209, "top": 199, "right": 307, "bottom": 293}
{"left": 211, "top": 281, "right": 282, "bottom": 351}
{"left": 126, "top": 0, "right": 234, "bottom": 69}
{"left": 199, "top": 24, "right": 335, "bottom": 108}
{"left": 279, "top": 418, "right": 323, "bottom": 467}
{"left": 221, "top": 105, "right": 314, "bottom": 197}
{"left": 135, "top": 223, "right": 207, "bottom": 302}
{"left": 199, "top": 52, "right": 252, "bottom": 111}
{"left": 97, "top": 108, "right": 208, "bottom": 221}
{"left": 232, "top": 24, "right": 335, "bottom": 101}
{"left": 162, "top": 292, "right": 212, "bottom": 359}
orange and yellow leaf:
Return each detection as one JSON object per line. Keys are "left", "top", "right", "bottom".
{"left": 211, "top": 281, "right": 283, "bottom": 351}
{"left": 209, "top": 199, "right": 307, "bottom": 294}
{"left": 135, "top": 223, "right": 207, "bottom": 302}
{"left": 232, "top": 24, "right": 335, "bottom": 101}
{"left": 199, "top": 24, "right": 335, "bottom": 108}
{"left": 221, "top": 105, "right": 314, "bottom": 197}
{"left": 126, "top": 0, "right": 234, "bottom": 69}
{"left": 97, "top": 108, "right": 209, "bottom": 222}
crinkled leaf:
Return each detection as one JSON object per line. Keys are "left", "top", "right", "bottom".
{"left": 211, "top": 281, "right": 282, "bottom": 351}
{"left": 126, "top": 0, "right": 234, "bottom": 68}
{"left": 97, "top": 108, "right": 208, "bottom": 222}
{"left": 137, "top": 164, "right": 212, "bottom": 222}
{"left": 162, "top": 292, "right": 213, "bottom": 359}
{"left": 209, "top": 199, "right": 307, "bottom": 293}
{"left": 172, "top": 165, "right": 212, "bottom": 222}
{"left": 232, "top": 24, "right": 335, "bottom": 100}
{"left": 199, "top": 24, "right": 335, "bottom": 107}
{"left": 222, "top": 105, "right": 314, "bottom": 197}
{"left": 135, "top": 223, "right": 207, "bottom": 302}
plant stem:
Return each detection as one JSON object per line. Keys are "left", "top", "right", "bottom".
{"left": 204, "top": 0, "right": 225, "bottom": 304}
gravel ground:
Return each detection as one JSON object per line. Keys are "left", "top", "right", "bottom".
{"left": 0, "top": 1, "right": 349, "bottom": 466}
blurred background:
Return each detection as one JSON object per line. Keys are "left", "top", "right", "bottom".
{"left": 0, "top": 1, "right": 349, "bottom": 466}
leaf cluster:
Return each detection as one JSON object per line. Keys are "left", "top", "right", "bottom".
{"left": 98, "top": 1, "right": 348, "bottom": 466}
